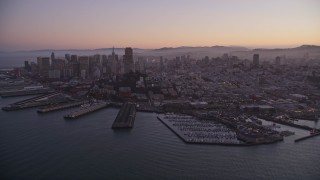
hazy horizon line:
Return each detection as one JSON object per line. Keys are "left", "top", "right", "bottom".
{"left": 1, "top": 44, "right": 319, "bottom": 53}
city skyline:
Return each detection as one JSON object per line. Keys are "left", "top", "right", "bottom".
{"left": 1, "top": 0, "right": 320, "bottom": 51}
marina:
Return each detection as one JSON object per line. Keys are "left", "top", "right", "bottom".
{"left": 157, "top": 114, "right": 242, "bottom": 145}
{"left": 112, "top": 103, "right": 136, "bottom": 128}
{"left": 64, "top": 101, "right": 108, "bottom": 119}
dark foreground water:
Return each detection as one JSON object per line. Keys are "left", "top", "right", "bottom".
{"left": 1, "top": 96, "right": 320, "bottom": 180}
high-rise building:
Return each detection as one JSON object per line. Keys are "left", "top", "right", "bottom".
{"left": 65, "top": 54, "right": 71, "bottom": 62}
{"left": 160, "top": 56, "right": 164, "bottom": 72}
{"left": 51, "top": 59, "right": 65, "bottom": 70}
{"left": 253, "top": 54, "right": 259, "bottom": 68}
{"left": 108, "top": 47, "right": 119, "bottom": 74}
{"left": 51, "top": 58, "right": 65, "bottom": 79}
{"left": 24, "top": 61, "right": 30, "bottom": 72}
{"left": 138, "top": 57, "right": 146, "bottom": 73}
{"left": 123, "top": 47, "right": 134, "bottom": 74}
{"left": 64, "top": 62, "right": 74, "bottom": 78}
{"left": 70, "top": 55, "right": 78, "bottom": 63}
{"left": 51, "top": 52, "right": 55, "bottom": 61}
{"left": 89, "top": 54, "right": 101, "bottom": 77}
{"left": 275, "top": 56, "right": 281, "bottom": 66}
{"left": 70, "top": 55, "right": 79, "bottom": 77}
{"left": 78, "top": 56, "right": 89, "bottom": 79}
{"left": 37, "top": 57, "right": 50, "bottom": 77}
{"left": 30, "top": 62, "right": 38, "bottom": 75}
{"left": 101, "top": 55, "right": 109, "bottom": 74}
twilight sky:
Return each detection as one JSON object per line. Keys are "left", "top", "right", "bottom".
{"left": 0, "top": 0, "right": 319, "bottom": 50}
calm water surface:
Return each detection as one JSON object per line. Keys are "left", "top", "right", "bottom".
{"left": 1, "top": 96, "right": 320, "bottom": 180}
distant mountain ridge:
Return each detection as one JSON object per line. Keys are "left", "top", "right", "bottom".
{"left": 1, "top": 45, "right": 319, "bottom": 60}
{"left": 2, "top": 44, "right": 319, "bottom": 53}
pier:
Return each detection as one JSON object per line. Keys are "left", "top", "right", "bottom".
{"left": 294, "top": 132, "right": 320, "bottom": 143}
{"left": 112, "top": 103, "right": 136, "bottom": 129}
{"left": 0, "top": 88, "right": 52, "bottom": 97}
{"left": 64, "top": 102, "right": 107, "bottom": 119}
{"left": 257, "top": 115, "right": 314, "bottom": 131}
{"left": 1, "top": 92, "right": 68, "bottom": 111}
{"left": 37, "top": 101, "right": 87, "bottom": 113}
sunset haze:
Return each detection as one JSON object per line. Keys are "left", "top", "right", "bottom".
{"left": 1, "top": 0, "right": 319, "bottom": 50}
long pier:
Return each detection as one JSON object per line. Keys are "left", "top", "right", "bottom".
{"left": 1, "top": 92, "right": 64, "bottom": 111}
{"left": 0, "top": 88, "right": 52, "bottom": 97}
{"left": 112, "top": 103, "right": 136, "bottom": 129}
{"left": 37, "top": 101, "right": 87, "bottom": 113}
{"left": 257, "top": 115, "right": 314, "bottom": 131}
{"left": 64, "top": 102, "right": 107, "bottom": 119}
{"left": 294, "top": 132, "right": 320, "bottom": 143}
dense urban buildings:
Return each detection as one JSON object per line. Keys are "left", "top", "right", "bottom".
{"left": 3, "top": 47, "right": 319, "bottom": 146}
{"left": 1, "top": 45, "right": 320, "bottom": 180}
{"left": 5, "top": 47, "right": 320, "bottom": 129}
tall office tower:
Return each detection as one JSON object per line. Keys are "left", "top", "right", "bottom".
{"left": 108, "top": 47, "right": 119, "bottom": 74}
{"left": 123, "top": 47, "right": 134, "bottom": 74}
{"left": 64, "top": 62, "right": 74, "bottom": 78}
{"left": 160, "top": 56, "right": 164, "bottom": 72}
{"left": 138, "top": 57, "right": 146, "bottom": 73}
{"left": 51, "top": 52, "right": 55, "bottom": 61}
{"left": 51, "top": 58, "right": 65, "bottom": 78}
{"left": 51, "top": 59, "right": 65, "bottom": 70}
{"left": 37, "top": 57, "right": 50, "bottom": 77}
{"left": 78, "top": 56, "right": 89, "bottom": 79}
{"left": 30, "top": 62, "right": 38, "bottom": 75}
{"left": 253, "top": 54, "right": 259, "bottom": 68}
{"left": 275, "top": 56, "right": 281, "bottom": 66}
{"left": 90, "top": 54, "right": 101, "bottom": 78}
{"left": 134, "top": 59, "right": 140, "bottom": 72}
{"left": 101, "top": 55, "right": 108, "bottom": 74}
{"left": 70, "top": 55, "right": 78, "bottom": 63}
{"left": 24, "top": 61, "right": 30, "bottom": 72}
{"left": 70, "top": 55, "right": 79, "bottom": 77}
{"left": 65, "top": 54, "right": 71, "bottom": 62}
